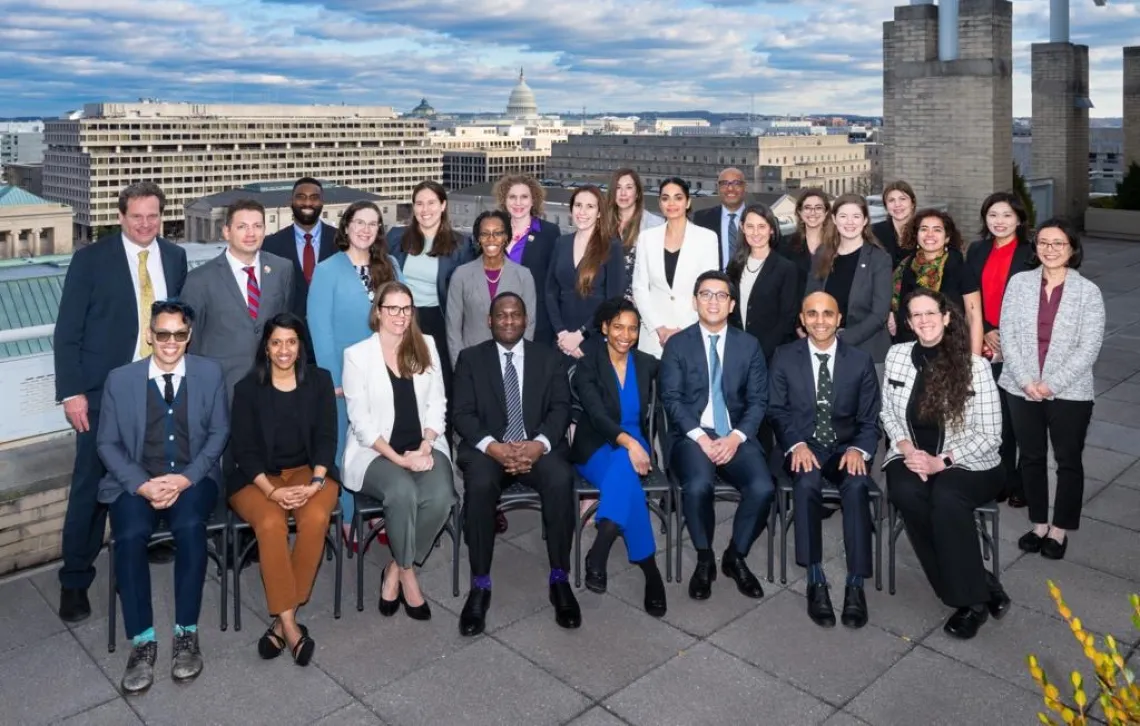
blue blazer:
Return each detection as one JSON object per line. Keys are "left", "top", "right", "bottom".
{"left": 386, "top": 226, "right": 474, "bottom": 316}
{"left": 263, "top": 221, "right": 339, "bottom": 320}
{"left": 545, "top": 234, "right": 626, "bottom": 335}
{"left": 516, "top": 217, "right": 561, "bottom": 344}
{"left": 54, "top": 234, "right": 188, "bottom": 402}
{"left": 306, "top": 251, "right": 375, "bottom": 388}
{"left": 659, "top": 324, "right": 767, "bottom": 451}
{"left": 766, "top": 338, "right": 881, "bottom": 457}
{"left": 95, "top": 355, "right": 230, "bottom": 504}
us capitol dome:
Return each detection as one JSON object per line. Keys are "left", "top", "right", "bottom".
{"left": 505, "top": 69, "right": 539, "bottom": 119}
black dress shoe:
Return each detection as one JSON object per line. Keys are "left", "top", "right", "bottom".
{"left": 378, "top": 570, "right": 400, "bottom": 617}
{"left": 1017, "top": 530, "right": 1043, "bottom": 553}
{"left": 459, "top": 587, "right": 491, "bottom": 636}
{"left": 1006, "top": 494, "right": 1028, "bottom": 509}
{"left": 688, "top": 559, "right": 717, "bottom": 601}
{"left": 59, "top": 587, "right": 91, "bottom": 623}
{"left": 984, "top": 572, "right": 1011, "bottom": 620}
{"left": 806, "top": 584, "right": 836, "bottom": 628}
{"left": 549, "top": 581, "right": 582, "bottom": 629}
{"left": 147, "top": 541, "right": 176, "bottom": 565}
{"left": 1040, "top": 536, "right": 1068, "bottom": 560}
{"left": 840, "top": 585, "right": 868, "bottom": 629}
{"left": 943, "top": 606, "right": 989, "bottom": 639}
{"left": 583, "top": 553, "right": 607, "bottom": 594}
{"left": 721, "top": 549, "right": 764, "bottom": 599}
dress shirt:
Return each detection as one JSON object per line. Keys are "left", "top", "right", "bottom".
{"left": 123, "top": 234, "right": 168, "bottom": 362}
{"left": 293, "top": 223, "right": 318, "bottom": 266}
{"left": 688, "top": 324, "right": 747, "bottom": 443}
{"left": 475, "top": 342, "right": 553, "bottom": 455}
{"left": 738, "top": 257, "right": 764, "bottom": 329}
{"left": 225, "top": 250, "right": 262, "bottom": 300}
{"left": 720, "top": 205, "right": 743, "bottom": 266}
{"left": 788, "top": 337, "right": 869, "bottom": 459}
{"left": 148, "top": 357, "right": 186, "bottom": 401}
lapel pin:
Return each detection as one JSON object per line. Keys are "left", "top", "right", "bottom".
{"left": 263, "top": 265, "right": 271, "bottom": 274}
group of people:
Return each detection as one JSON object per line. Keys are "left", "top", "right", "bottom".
{"left": 52, "top": 166, "right": 1105, "bottom": 696}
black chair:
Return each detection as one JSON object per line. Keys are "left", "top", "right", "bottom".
{"left": 228, "top": 505, "right": 343, "bottom": 630}
{"left": 887, "top": 500, "right": 1000, "bottom": 595}
{"left": 452, "top": 481, "right": 547, "bottom": 595}
{"left": 106, "top": 496, "right": 229, "bottom": 653}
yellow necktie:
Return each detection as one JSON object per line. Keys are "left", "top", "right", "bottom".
{"left": 138, "top": 250, "right": 154, "bottom": 358}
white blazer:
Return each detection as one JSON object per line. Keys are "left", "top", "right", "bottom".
{"left": 341, "top": 333, "right": 450, "bottom": 493}
{"left": 631, "top": 219, "right": 720, "bottom": 357}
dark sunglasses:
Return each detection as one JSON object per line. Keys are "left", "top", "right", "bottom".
{"left": 151, "top": 329, "right": 190, "bottom": 342}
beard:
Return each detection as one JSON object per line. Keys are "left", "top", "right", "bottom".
{"left": 292, "top": 203, "right": 323, "bottom": 226}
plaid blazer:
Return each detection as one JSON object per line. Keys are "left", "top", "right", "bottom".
{"left": 880, "top": 342, "right": 1002, "bottom": 471}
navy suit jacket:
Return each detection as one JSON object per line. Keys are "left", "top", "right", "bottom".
{"left": 95, "top": 355, "right": 230, "bottom": 504}
{"left": 53, "top": 234, "right": 188, "bottom": 403}
{"left": 262, "top": 221, "right": 339, "bottom": 320}
{"left": 517, "top": 218, "right": 561, "bottom": 344}
{"left": 659, "top": 324, "right": 767, "bottom": 452}
{"left": 766, "top": 337, "right": 881, "bottom": 457}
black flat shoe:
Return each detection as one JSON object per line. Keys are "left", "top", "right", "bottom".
{"left": 378, "top": 570, "right": 401, "bottom": 616}
{"left": 549, "top": 581, "right": 582, "bottom": 629}
{"left": 258, "top": 621, "right": 309, "bottom": 659}
{"left": 583, "top": 553, "right": 607, "bottom": 594}
{"left": 1006, "top": 494, "right": 1028, "bottom": 509}
{"left": 291, "top": 635, "right": 315, "bottom": 666}
{"left": 688, "top": 559, "right": 717, "bottom": 601}
{"left": 840, "top": 585, "right": 868, "bottom": 629}
{"left": 1040, "top": 536, "right": 1068, "bottom": 560}
{"left": 807, "top": 584, "right": 836, "bottom": 628}
{"left": 721, "top": 549, "right": 764, "bottom": 600}
{"left": 459, "top": 587, "right": 491, "bottom": 636}
{"left": 944, "top": 606, "right": 989, "bottom": 640}
{"left": 984, "top": 572, "right": 1012, "bottom": 620}
{"left": 58, "top": 587, "right": 91, "bottom": 623}
{"left": 1017, "top": 530, "right": 1043, "bottom": 553}
{"left": 403, "top": 597, "right": 432, "bottom": 621}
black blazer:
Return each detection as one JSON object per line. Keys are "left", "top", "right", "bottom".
{"left": 262, "top": 221, "right": 339, "bottom": 321}
{"left": 545, "top": 234, "right": 626, "bottom": 336}
{"left": 227, "top": 365, "right": 339, "bottom": 496}
{"left": 727, "top": 252, "right": 800, "bottom": 361}
{"left": 776, "top": 231, "right": 813, "bottom": 307}
{"left": 514, "top": 218, "right": 561, "bottom": 344}
{"left": 767, "top": 338, "right": 881, "bottom": 457}
{"left": 964, "top": 238, "right": 1036, "bottom": 333}
{"left": 386, "top": 227, "right": 474, "bottom": 316}
{"left": 872, "top": 219, "right": 906, "bottom": 267}
{"left": 452, "top": 339, "right": 571, "bottom": 458}
{"left": 570, "top": 344, "right": 658, "bottom": 465}
{"left": 54, "top": 234, "right": 187, "bottom": 402}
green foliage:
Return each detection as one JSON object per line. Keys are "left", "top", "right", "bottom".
{"left": 1116, "top": 162, "right": 1140, "bottom": 211}
{"left": 1013, "top": 163, "right": 1038, "bottom": 228}
{"left": 1089, "top": 197, "right": 1117, "bottom": 209}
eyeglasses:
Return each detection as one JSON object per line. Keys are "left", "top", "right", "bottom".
{"left": 478, "top": 230, "right": 508, "bottom": 241}
{"left": 1036, "top": 240, "right": 1070, "bottom": 251}
{"left": 696, "top": 290, "right": 731, "bottom": 303}
{"left": 717, "top": 180, "right": 745, "bottom": 189}
{"left": 349, "top": 219, "right": 380, "bottom": 230}
{"left": 151, "top": 329, "right": 190, "bottom": 342}
{"left": 908, "top": 311, "right": 941, "bottom": 321}
{"left": 801, "top": 205, "right": 826, "bottom": 213}
{"left": 380, "top": 305, "right": 413, "bottom": 317}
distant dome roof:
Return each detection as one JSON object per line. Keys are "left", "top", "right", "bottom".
{"left": 506, "top": 69, "right": 538, "bottom": 118}
{"left": 409, "top": 98, "right": 436, "bottom": 117}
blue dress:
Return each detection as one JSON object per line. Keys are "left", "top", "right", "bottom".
{"left": 575, "top": 355, "right": 655, "bottom": 562}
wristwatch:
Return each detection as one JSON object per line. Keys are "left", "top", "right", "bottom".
{"left": 941, "top": 455, "right": 953, "bottom": 469}
{"left": 311, "top": 476, "right": 326, "bottom": 490}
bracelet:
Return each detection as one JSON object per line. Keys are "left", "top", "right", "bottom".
{"left": 264, "top": 487, "right": 276, "bottom": 501}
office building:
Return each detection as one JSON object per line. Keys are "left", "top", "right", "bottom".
{"left": 0, "top": 186, "right": 74, "bottom": 259}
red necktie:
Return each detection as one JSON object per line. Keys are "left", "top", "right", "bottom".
{"left": 244, "top": 266, "right": 260, "bottom": 320}
{"left": 302, "top": 233, "right": 315, "bottom": 284}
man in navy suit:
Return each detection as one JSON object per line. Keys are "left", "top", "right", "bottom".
{"left": 660, "top": 270, "right": 774, "bottom": 601}
{"left": 53, "top": 181, "right": 188, "bottom": 623}
{"left": 768, "top": 291, "right": 881, "bottom": 629}
{"left": 260, "top": 177, "right": 338, "bottom": 325}
{"left": 691, "top": 167, "right": 747, "bottom": 271}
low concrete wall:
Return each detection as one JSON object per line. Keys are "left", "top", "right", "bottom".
{"left": 0, "top": 437, "right": 76, "bottom": 575}
{"left": 1085, "top": 208, "right": 1140, "bottom": 242}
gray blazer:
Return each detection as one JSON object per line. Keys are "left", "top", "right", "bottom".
{"left": 998, "top": 268, "right": 1105, "bottom": 402}
{"left": 181, "top": 250, "right": 294, "bottom": 396}
{"left": 805, "top": 242, "right": 893, "bottom": 363}
{"left": 96, "top": 355, "right": 230, "bottom": 504}
{"left": 445, "top": 258, "right": 536, "bottom": 368}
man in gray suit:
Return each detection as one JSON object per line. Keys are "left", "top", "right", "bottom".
{"left": 181, "top": 199, "right": 294, "bottom": 396}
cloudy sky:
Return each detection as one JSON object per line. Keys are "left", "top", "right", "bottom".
{"left": 1, "top": 0, "right": 1136, "bottom": 118}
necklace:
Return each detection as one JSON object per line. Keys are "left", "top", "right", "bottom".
{"left": 484, "top": 267, "right": 503, "bottom": 284}
{"left": 745, "top": 257, "right": 764, "bottom": 274}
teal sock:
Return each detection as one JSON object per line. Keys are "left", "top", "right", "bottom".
{"left": 173, "top": 624, "right": 197, "bottom": 637}
{"left": 846, "top": 574, "right": 864, "bottom": 588}
{"left": 807, "top": 564, "right": 827, "bottom": 586}
{"left": 132, "top": 627, "right": 156, "bottom": 646}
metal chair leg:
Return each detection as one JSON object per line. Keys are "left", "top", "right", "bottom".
{"left": 451, "top": 505, "right": 461, "bottom": 597}
{"left": 888, "top": 505, "right": 898, "bottom": 596}
{"left": 219, "top": 526, "right": 229, "bottom": 631}
{"left": 873, "top": 496, "right": 883, "bottom": 592}
{"left": 779, "top": 490, "right": 790, "bottom": 585}
{"left": 107, "top": 539, "right": 117, "bottom": 653}
{"left": 355, "top": 509, "right": 366, "bottom": 612}
{"left": 574, "top": 492, "right": 585, "bottom": 589}
{"left": 989, "top": 512, "right": 1000, "bottom": 579}
{"left": 333, "top": 510, "right": 343, "bottom": 619}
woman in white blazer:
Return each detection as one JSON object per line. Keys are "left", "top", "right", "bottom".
{"left": 342, "top": 282, "right": 456, "bottom": 620}
{"left": 632, "top": 177, "right": 720, "bottom": 358}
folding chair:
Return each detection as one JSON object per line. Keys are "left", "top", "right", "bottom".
{"left": 887, "top": 500, "right": 1000, "bottom": 595}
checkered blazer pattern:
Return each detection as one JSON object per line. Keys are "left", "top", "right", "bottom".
{"left": 880, "top": 342, "right": 1003, "bottom": 471}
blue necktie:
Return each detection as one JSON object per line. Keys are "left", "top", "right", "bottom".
{"left": 708, "top": 334, "right": 731, "bottom": 436}
{"left": 503, "top": 351, "right": 526, "bottom": 442}
{"left": 725, "top": 213, "right": 738, "bottom": 270}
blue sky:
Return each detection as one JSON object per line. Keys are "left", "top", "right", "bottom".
{"left": 0, "top": 0, "right": 1136, "bottom": 118}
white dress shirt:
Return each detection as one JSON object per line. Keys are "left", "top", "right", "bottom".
{"left": 738, "top": 257, "right": 764, "bottom": 329}
{"left": 475, "top": 342, "right": 553, "bottom": 454}
{"left": 123, "top": 234, "right": 168, "bottom": 362}
{"left": 688, "top": 325, "right": 747, "bottom": 443}
{"left": 225, "top": 250, "right": 262, "bottom": 301}
{"left": 788, "top": 337, "right": 869, "bottom": 459}
{"left": 147, "top": 357, "right": 186, "bottom": 401}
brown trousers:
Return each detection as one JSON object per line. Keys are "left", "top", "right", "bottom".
{"left": 230, "top": 466, "right": 339, "bottom": 615}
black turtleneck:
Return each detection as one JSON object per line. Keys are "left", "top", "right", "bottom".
{"left": 907, "top": 341, "right": 945, "bottom": 456}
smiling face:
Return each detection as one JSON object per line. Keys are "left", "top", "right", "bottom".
{"left": 266, "top": 325, "right": 300, "bottom": 373}
{"left": 1035, "top": 226, "right": 1074, "bottom": 271}
{"left": 717, "top": 168, "right": 746, "bottom": 210}
{"left": 377, "top": 290, "right": 413, "bottom": 337}
{"left": 572, "top": 189, "right": 601, "bottom": 233}
{"left": 477, "top": 215, "right": 508, "bottom": 260}
{"left": 120, "top": 195, "right": 162, "bottom": 246}
{"left": 985, "top": 201, "right": 1018, "bottom": 242}
{"left": 693, "top": 278, "right": 735, "bottom": 328}
{"left": 885, "top": 189, "right": 914, "bottom": 224}
{"left": 506, "top": 183, "right": 533, "bottom": 220}
{"left": 832, "top": 202, "right": 867, "bottom": 242}
{"left": 291, "top": 182, "right": 323, "bottom": 227}
{"left": 223, "top": 208, "right": 266, "bottom": 261}
{"left": 489, "top": 295, "right": 526, "bottom": 347}
{"left": 659, "top": 182, "right": 690, "bottom": 220}
{"left": 147, "top": 311, "right": 191, "bottom": 368}
{"left": 603, "top": 310, "right": 640, "bottom": 357}
{"left": 907, "top": 293, "right": 950, "bottom": 346}
{"left": 916, "top": 214, "right": 948, "bottom": 258}
{"left": 347, "top": 207, "right": 381, "bottom": 252}
{"left": 798, "top": 194, "right": 828, "bottom": 231}
{"left": 742, "top": 210, "right": 772, "bottom": 253}
{"left": 799, "top": 292, "right": 841, "bottom": 348}
{"left": 413, "top": 187, "right": 445, "bottom": 232}
{"left": 614, "top": 174, "right": 639, "bottom": 212}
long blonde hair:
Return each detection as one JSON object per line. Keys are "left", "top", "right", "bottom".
{"left": 368, "top": 282, "right": 432, "bottom": 377}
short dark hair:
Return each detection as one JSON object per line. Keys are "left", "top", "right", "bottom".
{"left": 293, "top": 177, "right": 323, "bottom": 191}
{"left": 473, "top": 209, "right": 512, "bottom": 254}
{"left": 1030, "top": 216, "right": 1083, "bottom": 269}
{"left": 659, "top": 177, "right": 691, "bottom": 199}
{"left": 118, "top": 181, "right": 166, "bottom": 215}
{"left": 592, "top": 296, "right": 641, "bottom": 331}
{"left": 225, "top": 199, "right": 266, "bottom": 226}
{"left": 489, "top": 291, "right": 526, "bottom": 317}
{"left": 693, "top": 269, "right": 736, "bottom": 300}
{"left": 254, "top": 313, "right": 309, "bottom": 385}
{"left": 978, "top": 191, "right": 1029, "bottom": 243}
{"left": 149, "top": 299, "right": 195, "bottom": 327}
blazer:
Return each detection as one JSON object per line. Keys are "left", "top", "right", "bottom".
{"left": 570, "top": 343, "right": 658, "bottom": 465}
{"left": 964, "top": 237, "right": 1036, "bottom": 333}
{"left": 54, "top": 235, "right": 188, "bottom": 402}
{"left": 306, "top": 252, "right": 374, "bottom": 388}
{"left": 727, "top": 252, "right": 800, "bottom": 361}
{"left": 777, "top": 231, "right": 814, "bottom": 306}
{"left": 96, "top": 355, "right": 229, "bottom": 503}
{"left": 546, "top": 234, "right": 626, "bottom": 336}
{"left": 691, "top": 205, "right": 736, "bottom": 270}
{"left": 513, "top": 217, "right": 561, "bottom": 344}
{"left": 767, "top": 338, "right": 881, "bottom": 456}
{"left": 445, "top": 258, "right": 536, "bottom": 367}
{"left": 881, "top": 342, "right": 1002, "bottom": 471}
{"left": 631, "top": 220, "right": 720, "bottom": 358}
{"left": 386, "top": 227, "right": 474, "bottom": 316}
{"left": 997, "top": 268, "right": 1105, "bottom": 402}
{"left": 805, "top": 242, "right": 893, "bottom": 363}
{"left": 452, "top": 339, "right": 571, "bottom": 458}
{"left": 659, "top": 324, "right": 767, "bottom": 451}
{"left": 341, "top": 334, "right": 450, "bottom": 493}
{"left": 871, "top": 219, "right": 906, "bottom": 267}
{"left": 181, "top": 250, "right": 294, "bottom": 396}
{"left": 228, "top": 365, "right": 339, "bottom": 497}
{"left": 262, "top": 221, "right": 339, "bottom": 321}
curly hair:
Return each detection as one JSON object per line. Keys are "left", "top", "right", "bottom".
{"left": 493, "top": 174, "right": 545, "bottom": 218}
{"left": 903, "top": 288, "right": 973, "bottom": 428}
{"left": 903, "top": 208, "right": 965, "bottom": 257}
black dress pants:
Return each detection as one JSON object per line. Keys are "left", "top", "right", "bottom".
{"left": 1006, "top": 395, "right": 1094, "bottom": 531}
{"left": 60, "top": 395, "right": 108, "bottom": 591}
{"left": 790, "top": 446, "right": 874, "bottom": 578}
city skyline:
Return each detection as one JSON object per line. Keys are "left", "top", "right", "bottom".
{"left": 0, "top": 0, "right": 1137, "bottom": 118}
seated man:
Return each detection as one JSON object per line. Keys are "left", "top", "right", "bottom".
{"left": 97, "top": 300, "right": 229, "bottom": 694}
{"left": 768, "top": 291, "right": 880, "bottom": 628}
{"left": 661, "top": 271, "right": 775, "bottom": 601}
{"left": 452, "top": 292, "right": 579, "bottom": 636}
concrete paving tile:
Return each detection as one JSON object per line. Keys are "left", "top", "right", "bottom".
{"left": 1092, "top": 398, "right": 1140, "bottom": 429}
{"left": 566, "top": 706, "right": 629, "bottom": 726}
{"left": 0, "top": 577, "right": 68, "bottom": 661}
{"left": 0, "top": 630, "right": 117, "bottom": 725}
{"left": 1086, "top": 420, "right": 1140, "bottom": 457}
{"left": 56, "top": 698, "right": 143, "bottom": 725}
{"left": 1080, "top": 446, "right": 1139, "bottom": 486}
{"left": 1114, "top": 459, "right": 1140, "bottom": 489}
{"left": 1101, "top": 381, "right": 1140, "bottom": 404}
{"left": 1062, "top": 518, "right": 1140, "bottom": 583}
{"left": 1083, "top": 483, "right": 1140, "bottom": 532}
{"left": 364, "top": 637, "right": 589, "bottom": 726}
{"left": 821, "top": 711, "right": 872, "bottom": 726}
{"left": 310, "top": 702, "right": 387, "bottom": 726}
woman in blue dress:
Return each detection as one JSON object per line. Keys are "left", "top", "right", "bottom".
{"left": 570, "top": 297, "right": 666, "bottom": 617}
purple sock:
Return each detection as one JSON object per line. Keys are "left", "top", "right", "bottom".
{"left": 549, "top": 568, "right": 568, "bottom": 584}
{"left": 472, "top": 575, "right": 492, "bottom": 590}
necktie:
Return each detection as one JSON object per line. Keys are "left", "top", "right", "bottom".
{"left": 162, "top": 373, "right": 175, "bottom": 405}
{"left": 502, "top": 351, "right": 527, "bottom": 442}
{"left": 725, "top": 213, "right": 738, "bottom": 268}
{"left": 244, "top": 266, "right": 260, "bottom": 320}
{"left": 137, "top": 250, "right": 154, "bottom": 358}
{"left": 708, "top": 334, "right": 731, "bottom": 436}
{"left": 302, "top": 232, "right": 315, "bottom": 284}
{"left": 813, "top": 353, "right": 836, "bottom": 447}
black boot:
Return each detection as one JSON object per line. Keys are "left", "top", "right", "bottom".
{"left": 637, "top": 556, "right": 667, "bottom": 617}
{"left": 584, "top": 520, "right": 619, "bottom": 594}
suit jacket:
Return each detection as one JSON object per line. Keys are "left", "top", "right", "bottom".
{"left": 545, "top": 233, "right": 626, "bottom": 335}
{"left": 514, "top": 217, "right": 561, "bottom": 344}
{"left": 228, "top": 365, "right": 339, "bottom": 496}
{"left": 445, "top": 258, "right": 536, "bottom": 367}
{"left": 306, "top": 252, "right": 374, "bottom": 388}
{"left": 691, "top": 205, "right": 738, "bottom": 270}
{"left": 659, "top": 324, "right": 767, "bottom": 452}
{"left": 631, "top": 220, "right": 720, "bottom": 358}
{"left": 181, "top": 250, "right": 294, "bottom": 396}
{"left": 570, "top": 343, "right": 658, "bottom": 465}
{"left": 767, "top": 338, "right": 881, "bottom": 457}
{"left": 805, "top": 242, "right": 893, "bottom": 363}
{"left": 871, "top": 219, "right": 906, "bottom": 267}
{"left": 727, "top": 252, "right": 800, "bottom": 361}
{"left": 54, "top": 235, "right": 188, "bottom": 402}
{"left": 386, "top": 226, "right": 474, "bottom": 316}
{"left": 95, "top": 355, "right": 229, "bottom": 503}
{"left": 452, "top": 339, "right": 571, "bottom": 458}
{"left": 964, "top": 237, "right": 1036, "bottom": 333}
{"left": 262, "top": 221, "right": 338, "bottom": 321}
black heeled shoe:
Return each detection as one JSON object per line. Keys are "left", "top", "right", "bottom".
{"left": 378, "top": 570, "right": 401, "bottom": 617}
{"left": 402, "top": 591, "right": 432, "bottom": 621}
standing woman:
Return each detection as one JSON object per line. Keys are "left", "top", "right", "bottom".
{"left": 603, "top": 168, "right": 664, "bottom": 298}
{"left": 964, "top": 192, "right": 1035, "bottom": 507}
{"left": 495, "top": 174, "right": 561, "bottom": 344}
{"left": 872, "top": 181, "right": 916, "bottom": 266}
{"left": 779, "top": 188, "right": 831, "bottom": 306}
{"left": 308, "top": 201, "right": 401, "bottom": 543}
{"left": 888, "top": 209, "right": 984, "bottom": 353}
{"left": 805, "top": 194, "right": 893, "bottom": 365}
{"left": 547, "top": 185, "right": 625, "bottom": 359}
{"left": 342, "top": 282, "right": 456, "bottom": 619}
{"left": 1000, "top": 219, "right": 1105, "bottom": 560}
{"left": 726, "top": 204, "right": 800, "bottom": 362}
{"left": 631, "top": 177, "right": 719, "bottom": 358}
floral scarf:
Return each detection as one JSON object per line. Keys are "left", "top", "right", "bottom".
{"left": 891, "top": 250, "right": 948, "bottom": 312}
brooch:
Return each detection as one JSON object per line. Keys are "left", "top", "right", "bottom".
{"left": 527, "top": 234, "right": 535, "bottom": 243}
